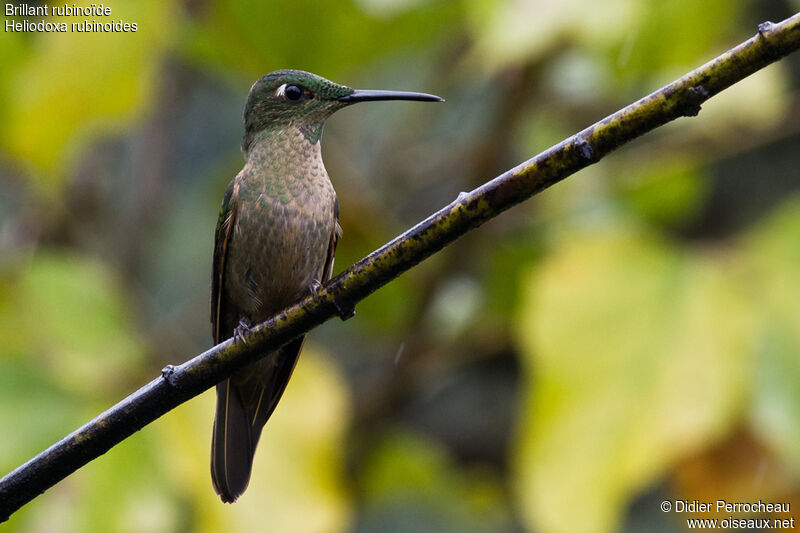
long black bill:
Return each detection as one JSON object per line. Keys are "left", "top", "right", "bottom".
{"left": 338, "top": 89, "right": 444, "bottom": 103}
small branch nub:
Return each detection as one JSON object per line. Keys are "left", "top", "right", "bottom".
{"left": 333, "top": 299, "right": 356, "bottom": 321}
{"left": 681, "top": 85, "right": 709, "bottom": 117}
{"left": 574, "top": 138, "right": 594, "bottom": 161}
{"left": 758, "top": 21, "right": 775, "bottom": 36}
{"left": 161, "top": 365, "right": 178, "bottom": 387}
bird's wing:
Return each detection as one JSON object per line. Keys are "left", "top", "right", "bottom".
{"left": 210, "top": 179, "right": 239, "bottom": 344}
{"left": 323, "top": 196, "right": 341, "bottom": 281}
{"left": 210, "top": 178, "right": 249, "bottom": 502}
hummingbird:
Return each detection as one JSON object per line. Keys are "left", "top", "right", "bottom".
{"left": 210, "top": 69, "right": 442, "bottom": 502}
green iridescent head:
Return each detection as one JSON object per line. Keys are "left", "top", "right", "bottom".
{"left": 242, "top": 69, "right": 443, "bottom": 150}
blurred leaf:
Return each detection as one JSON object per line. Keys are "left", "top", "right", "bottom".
{"left": 486, "top": 231, "right": 544, "bottom": 319}
{"left": 513, "top": 223, "right": 755, "bottom": 533}
{"left": 4, "top": 398, "right": 182, "bottom": 533}
{"left": 617, "top": 156, "right": 709, "bottom": 228}
{"left": 0, "top": 250, "right": 144, "bottom": 396}
{"left": 693, "top": 63, "right": 791, "bottom": 137}
{"left": 545, "top": 49, "right": 615, "bottom": 102}
{"left": 0, "top": 0, "right": 177, "bottom": 190}
{"left": 467, "top": 0, "right": 637, "bottom": 68}
{"left": 71, "top": 433, "right": 179, "bottom": 533}
{"left": 359, "top": 430, "right": 512, "bottom": 533}
{"left": 0, "top": 362, "right": 84, "bottom": 472}
{"left": 672, "top": 432, "right": 798, "bottom": 521}
{"left": 617, "top": 0, "right": 744, "bottom": 79}
{"left": 157, "top": 347, "right": 352, "bottom": 533}
{"left": 0, "top": 33, "right": 28, "bottom": 122}
{"left": 0, "top": 252, "right": 159, "bottom": 533}
{"left": 423, "top": 275, "right": 483, "bottom": 342}
{"left": 353, "top": 0, "right": 433, "bottom": 17}
{"left": 183, "top": 0, "right": 461, "bottom": 81}
{"left": 741, "top": 197, "right": 800, "bottom": 473}
{"left": 356, "top": 273, "right": 422, "bottom": 334}
{"left": 362, "top": 431, "right": 454, "bottom": 501}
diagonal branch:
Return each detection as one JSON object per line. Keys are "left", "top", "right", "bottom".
{"left": 2, "top": 12, "right": 800, "bottom": 522}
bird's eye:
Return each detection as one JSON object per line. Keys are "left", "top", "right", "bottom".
{"left": 284, "top": 84, "right": 304, "bottom": 101}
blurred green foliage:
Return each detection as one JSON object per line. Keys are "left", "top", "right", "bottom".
{"left": 1, "top": 0, "right": 800, "bottom": 532}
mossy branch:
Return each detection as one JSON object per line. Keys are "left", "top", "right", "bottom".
{"left": 2, "top": 12, "right": 800, "bottom": 521}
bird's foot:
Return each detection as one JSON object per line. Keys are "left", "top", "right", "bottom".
{"left": 309, "top": 279, "right": 324, "bottom": 301}
{"left": 233, "top": 317, "right": 253, "bottom": 345}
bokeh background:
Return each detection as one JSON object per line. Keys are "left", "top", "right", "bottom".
{"left": 2, "top": 1, "right": 800, "bottom": 532}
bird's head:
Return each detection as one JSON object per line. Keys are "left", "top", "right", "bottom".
{"left": 242, "top": 69, "right": 442, "bottom": 150}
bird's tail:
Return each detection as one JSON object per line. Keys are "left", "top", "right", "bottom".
{"left": 209, "top": 336, "right": 305, "bottom": 502}
{"left": 210, "top": 378, "right": 256, "bottom": 503}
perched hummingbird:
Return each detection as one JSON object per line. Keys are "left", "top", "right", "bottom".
{"left": 210, "top": 69, "right": 442, "bottom": 502}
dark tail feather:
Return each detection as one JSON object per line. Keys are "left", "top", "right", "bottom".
{"left": 209, "top": 336, "right": 306, "bottom": 502}
{"left": 250, "top": 336, "right": 305, "bottom": 433}
{"left": 211, "top": 379, "right": 254, "bottom": 503}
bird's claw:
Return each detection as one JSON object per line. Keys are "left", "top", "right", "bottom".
{"left": 309, "top": 279, "right": 324, "bottom": 301}
{"left": 233, "top": 318, "right": 252, "bottom": 345}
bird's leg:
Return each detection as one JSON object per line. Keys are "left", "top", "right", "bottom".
{"left": 233, "top": 317, "right": 253, "bottom": 345}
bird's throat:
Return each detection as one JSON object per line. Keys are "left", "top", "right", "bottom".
{"left": 298, "top": 122, "right": 324, "bottom": 144}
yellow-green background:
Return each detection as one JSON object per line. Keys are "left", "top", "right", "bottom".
{"left": 2, "top": 1, "right": 800, "bottom": 532}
